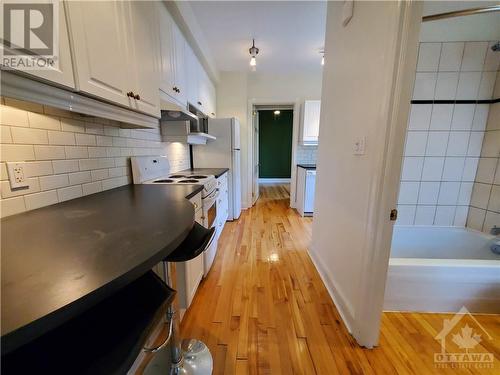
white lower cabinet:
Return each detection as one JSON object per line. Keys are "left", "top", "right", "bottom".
{"left": 296, "top": 167, "right": 316, "bottom": 216}
{"left": 216, "top": 172, "right": 229, "bottom": 238}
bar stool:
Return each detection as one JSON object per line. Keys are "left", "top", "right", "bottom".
{"left": 145, "top": 222, "right": 216, "bottom": 375}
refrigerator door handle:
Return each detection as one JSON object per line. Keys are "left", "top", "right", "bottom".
{"left": 234, "top": 148, "right": 241, "bottom": 151}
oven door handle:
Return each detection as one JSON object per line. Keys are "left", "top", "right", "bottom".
{"left": 206, "top": 188, "right": 219, "bottom": 201}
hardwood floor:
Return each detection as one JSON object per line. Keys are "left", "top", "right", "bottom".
{"left": 181, "top": 184, "right": 500, "bottom": 374}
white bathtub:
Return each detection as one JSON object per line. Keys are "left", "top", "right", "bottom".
{"left": 384, "top": 226, "right": 500, "bottom": 314}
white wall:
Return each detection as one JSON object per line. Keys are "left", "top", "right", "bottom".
{"left": 217, "top": 70, "right": 322, "bottom": 208}
{"left": 310, "top": 1, "right": 420, "bottom": 347}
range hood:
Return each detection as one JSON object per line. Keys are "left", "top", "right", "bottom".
{"left": 160, "top": 104, "right": 216, "bottom": 145}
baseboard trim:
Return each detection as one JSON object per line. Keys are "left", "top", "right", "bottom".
{"left": 259, "top": 178, "right": 291, "bottom": 184}
{"left": 307, "top": 246, "right": 356, "bottom": 334}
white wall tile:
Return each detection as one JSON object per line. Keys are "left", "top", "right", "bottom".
{"left": 24, "top": 190, "right": 58, "bottom": 210}
{"left": 75, "top": 133, "right": 96, "bottom": 146}
{"left": 470, "top": 183, "right": 491, "bottom": 209}
{"left": 1, "top": 126, "right": 12, "bottom": 143}
{"left": 454, "top": 206, "right": 469, "bottom": 227}
{"left": 478, "top": 71, "right": 496, "bottom": 100}
{"left": 435, "top": 206, "right": 456, "bottom": 226}
{"left": 0, "top": 178, "right": 40, "bottom": 198}
{"left": 10, "top": 127, "right": 48, "bottom": 144}
{"left": 488, "top": 185, "right": 500, "bottom": 213}
{"left": 401, "top": 157, "right": 424, "bottom": 181}
{"left": 456, "top": 72, "right": 481, "bottom": 100}
{"left": 91, "top": 169, "right": 109, "bottom": 181}
{"left": 85, "top": 123, "right": 104, "bottom": 135}
{"left": 82, "top": 181, "right": 102, "bottom": 196}
{"left": 57, "top": 185, "right": 83, "bottom": 202}
{"left": 461, "top": 42, "right": 488, "bottom": 72}
{"left": 467, "top": 207, "right": 486, "bottom": 231}
{"left": 396, "top": 205, "right": 416, "bottom": 225}
{"left": 0, "top": 196, "right": 26, "bottom": 217}
{"left": 102, "top": 176, "right": 128, "bottom": 191}
{"left": 434, "top": 72, "right": 458, "bottom": 99}
{"left": 430, "top": 104, "right": 453, "bottom": 130}
{"left": 52, "top": 160, "right": 79, "bottom": 174}
{"left": 27, "top": 113, "right": 61, "bottom": 130}
{"left": 60, "top": 118, "right": 86, "bottom": 133}
{"left": 458, "top": 182, "right": 474, "bottom": 205}
{"left": 446, "top": 132, "right": 470, "bottom": 157}
{"left": 438, "top": 181, "right": 461, "bottom": 205}
{"left": 471, "top": 105, "right": 489, "bottom": 131}
{"left": 486, "top": 104, "right": 499, "bottom": 131}
{"left": 421, "top": 157, "right": 444, "bottom": 181}
{"left": 34, "top": 145, "right": 66, "bottom": 160}
{"left": 408, "top": 104, "right": 432, "bottom": 130}
{"left": 404, "top": 132, "right": 428, "bottom": 156}
{"left": 413, "top": 73, "right": 436, "bottom": 100}
{"left": 481, "top": 131, "right": 500, "bottom": 157}
{"left": 426, "top": 132, "right": 449, "bottom": 156}
{"left": 484, "top": 42, "right": 500, "bottom": 71}
{"left": 450, "top": 104, "right": 474, "bottom": 130}
{"left": 88, "top": 147, "right": 107, "bottom": 158}
{"left": 0, "top": 144, "right": 35, "bottom": 162}
{"left": 414, "top": 205, "right": 436, "bottom": 225}
{"left": 442, "top": 157, "right": 465, "bottom": 181}
{"left": 47, "top": 131, "right": 76, "bottom": 145}
{"left": 439, "top": 42, "right": 464, "bottom": 71}
{"left": 475, "top": 158, "right": 497, "bottom": 184}
{"left": 24, "top": 161, "right": 53, "bottom": 177}
{"left": 462, "top": 157, "right": 479, "bottom": 181}
{"left": 418, "top": 181, "right": 440, "bottom": 205}
{"left": 65, "top": 146, "right": 88, "bottom": 159}
{"left": 69, "top": 171, "right": 91, "bottom": 185}
{"left": 40, "top": 174, "right": 69, "bottom": 191}
{"left": 398, "top": 181, "right": 420, "bottom": 204}
{"left": 417, "top": 43, "right": 441, "bottom": 72}
{"left": 0, "top": 105, "right": 29, "bottom": 127}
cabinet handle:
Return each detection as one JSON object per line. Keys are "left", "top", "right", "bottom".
{"left": 134, "top": 93, "right": 141, "bottom": 100}
{"left": 177, "top": 88, "right": 181, "bottom": 93}
{"left": 127, "top": 91, "right": 135, "bottom": 98}
{"left": 173, "top": 86, "right": 177, "bottom": 92}
{"left": 197, "top": 101, "right": 202, "bottom": 106}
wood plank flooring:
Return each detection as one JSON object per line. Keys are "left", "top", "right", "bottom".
{"left": 181, "top": 184, "right": 500, "bottom": 374}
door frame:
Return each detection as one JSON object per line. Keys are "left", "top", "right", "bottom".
{"left": 247, "top": 100, "right": 300, "bottom": 207}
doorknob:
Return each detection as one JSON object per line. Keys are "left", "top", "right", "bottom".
{"left": 134, "top": 94, "right": 141, "bottom": 100}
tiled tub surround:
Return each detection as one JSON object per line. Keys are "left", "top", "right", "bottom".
{"left": 396, "top": 41, "right": 499, "bottom": 228}
{"left": 0, "top": 98, "right": 190, "bottom": 218}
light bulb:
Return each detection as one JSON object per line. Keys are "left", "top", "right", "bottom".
{"left": 250, "top": 56, "right": 256, "bottom": 67}
{"left": 274, "top": 110, "right": 280, "bottom": 115}
{"left": 321, "top": 56, "right": 324, "bottom": 65}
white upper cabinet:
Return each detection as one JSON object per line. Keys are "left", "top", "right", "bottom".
{"left": 66, "top": 1, "right": 160, "bottom": 117}
{"left": 126, "top": 1, "right": 160, "bottom": 116}
{"left": 158, "top": 3, "right": 187, "bottom": 108}
{"left": 301, "top": 100, "right": 321, "bottom": 145}
{"left": 185, "top": 43, "right": 199, "bottom": 107}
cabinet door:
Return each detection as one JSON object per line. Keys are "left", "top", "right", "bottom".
{"left": 126, "top": 1, "right": 160, "bottom": 117}
{"left": 198, "top": 66, "right": 210, "bottom": 114}
{"left": 185, "top": 43, "right": 199, "bottom": 106}
{"left": 172, "top": 23, "right": 187, "bottom": 106}
{"left": 66, "top": 1, "right": 131, "bottom": 107}
{"left": 207, "top": 78, "right": 216, "bottom": 118}
{"left": 302, "top": 100, "right": 321, "bottom": 144}
{"left": 9, "top": 2, "right": 75, "bottom": 89}
{"left": 158, "top": 3, "right": 176, "bottom": 99}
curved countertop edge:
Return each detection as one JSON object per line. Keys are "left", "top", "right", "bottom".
{"left": 179, "top": 168, "right": 229, "bottom": 178}
{"left": 1, "top": 184, "right": 204, "bottom": 354}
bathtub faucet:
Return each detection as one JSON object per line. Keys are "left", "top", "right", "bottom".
{"left": 491, "top": 226, "right": 500, "bottom": 236}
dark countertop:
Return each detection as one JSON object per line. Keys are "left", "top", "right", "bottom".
{"left": 297, "top": 164, "right": 316, "bottom": 170}
{"left": 1, "top": 184, "right": 202, "bottom": 354}
{"left": 180, "top": 168, "right": 229, "bottom": 178}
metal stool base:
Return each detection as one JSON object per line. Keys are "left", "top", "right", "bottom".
{"left": 144, "top": 339, "right": 213, "bottom": 375}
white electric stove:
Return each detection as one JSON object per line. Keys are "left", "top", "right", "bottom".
{"left": 130, "top": 156, "right": 219, "bottom": 276}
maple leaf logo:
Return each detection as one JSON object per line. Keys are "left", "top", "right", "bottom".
{"left": 452, "top": 324, "right": 482, "bottom": 352}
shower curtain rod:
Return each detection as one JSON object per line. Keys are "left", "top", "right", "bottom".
{"left": 422, "top": 5, "right": 500, "bottom": 22}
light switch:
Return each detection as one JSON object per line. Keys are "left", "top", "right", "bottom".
{"left": 353, "top": 137, "right": 366, "bottom": 155}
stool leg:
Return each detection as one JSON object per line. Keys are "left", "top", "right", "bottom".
{"left": 162, "top": 261, "right": 213, "bottom": 375}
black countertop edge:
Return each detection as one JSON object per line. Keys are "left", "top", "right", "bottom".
{"left": 1, "top": 184, "right": 201, "bottom": 354}
{"left": 297, "top": 164, "right": 316, "bottom": 170}
{"left": 179, "top": 168, "right": 229, "bottom": 178}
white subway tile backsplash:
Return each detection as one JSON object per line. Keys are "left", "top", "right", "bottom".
{"left": 60, "top": 118, "right": 86, "bottom": 133}
{"left": 47, "top": 131, "right": 76, "bottom": 145}
{"left": 456, "top": 72, "right": 481, "bottom": 100}
{"left": 450, "top": 104, "right": 474, "bottom": 130}
{"left": 11, "top": 127, "right": 48, "bottom": 144}
{"left": 102, "top": 176, "right": 128, "bottom": 191}
{"left": 65, "top": 146, "right": 88, "bottom": 159}
{"left": 57, "top": 185, "right": 83, "bottom": 202}
{"left": 408, "top": 104, "right": 432, "bottom": 130}
{"left": 439, "top": 42, "right": 464, "bottom": 72}
{"left": 24, "top": 190, "right": 58, "bottom": 210}
{"left": 0, "top": 144, "right": 35, "bottom": 162}
{"left": 0, "top": 105, "right": 29, "bottom": 127}
{"left": 434, "top": 206, "right": 456, "bottom": 226}
{"left": 461, "top": 42, "right": 488, "bottom": 72}
{"left": 52, "top": 160, "right": 79, "bottom": 174}
{"left": 417, "top": 43, "right": 441, "bottom": 72}
{"left": 421, "top": 157, "right": 444, "bottom": 181}
{"left": 88, "top": 147, "right": 107, "bottom": 158}
{"left": 68, "top": 171, "right": 91, "bottom": 185}
{"left": 27, "top": 112, "right": 61, "bottom": 130}
{"left": 0, "top": 196, "right": 26, "bottom": 217}
{"left": 40, "top": 174, "right": 69, "bottom": 191}
{"left": 414, "top": 205, "right": 436, "bottom": 225}
{"left": 96, "top": 136, "right": 113, "bottom": 147}
{"left": 82, "top": 181, "right": 102, "bottom": 196}
{"left": 0, "top": 178, "right": 40, "bottom": 198}
{"left": 34, "top": 145, "right": 66, "bottom": 160}
{"left": 24, "top": 161, "right": 53, "bottom": 177}
{"left": 435, "top": 72, "right": 458, "bottom": 99}
{"left": 85, "top": 123, "right": 104, "bottom": 135}
{"left": 75, "top": 133, "right": 97, "bottom": 146}
{"left": 91, "top": 169, "right": 109, "bottom": 181}
{"left": 1, "top": 126, "right": 12, "bottom": 143}
{"left": 430, "top": 104, "right": 453, "bottom": 130}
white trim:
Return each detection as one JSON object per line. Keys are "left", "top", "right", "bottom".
{"left": 1, "top": 72, "right": 159, "bottom": 129}
{"left": 258, "top": 178, "right": 291, "bottom": 184}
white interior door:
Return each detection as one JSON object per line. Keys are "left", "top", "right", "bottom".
{"left": 252, "top": 110, "right": 259, "bottom": 205}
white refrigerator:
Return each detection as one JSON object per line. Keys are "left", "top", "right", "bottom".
{"left": 193, "top": 118, "right": 242, "bottom": 220}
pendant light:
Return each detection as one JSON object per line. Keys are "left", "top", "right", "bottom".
{"left": 249, "top": 39, "right": 259, "bottom": 71}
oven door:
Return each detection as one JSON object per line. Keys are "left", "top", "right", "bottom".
{"left": 202, "top": 188, "right": 219, "bottom": 228}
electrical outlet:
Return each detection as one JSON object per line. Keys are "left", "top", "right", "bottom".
{"left": 353, "top": 136, "right": 366, "bottom": 155}
{"left": 6, "top": 162, "right": 29, "bottom": 189}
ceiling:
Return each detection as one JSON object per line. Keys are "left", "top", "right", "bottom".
{"left": 187, "top": 1, "right": 327, "bottom": 74}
